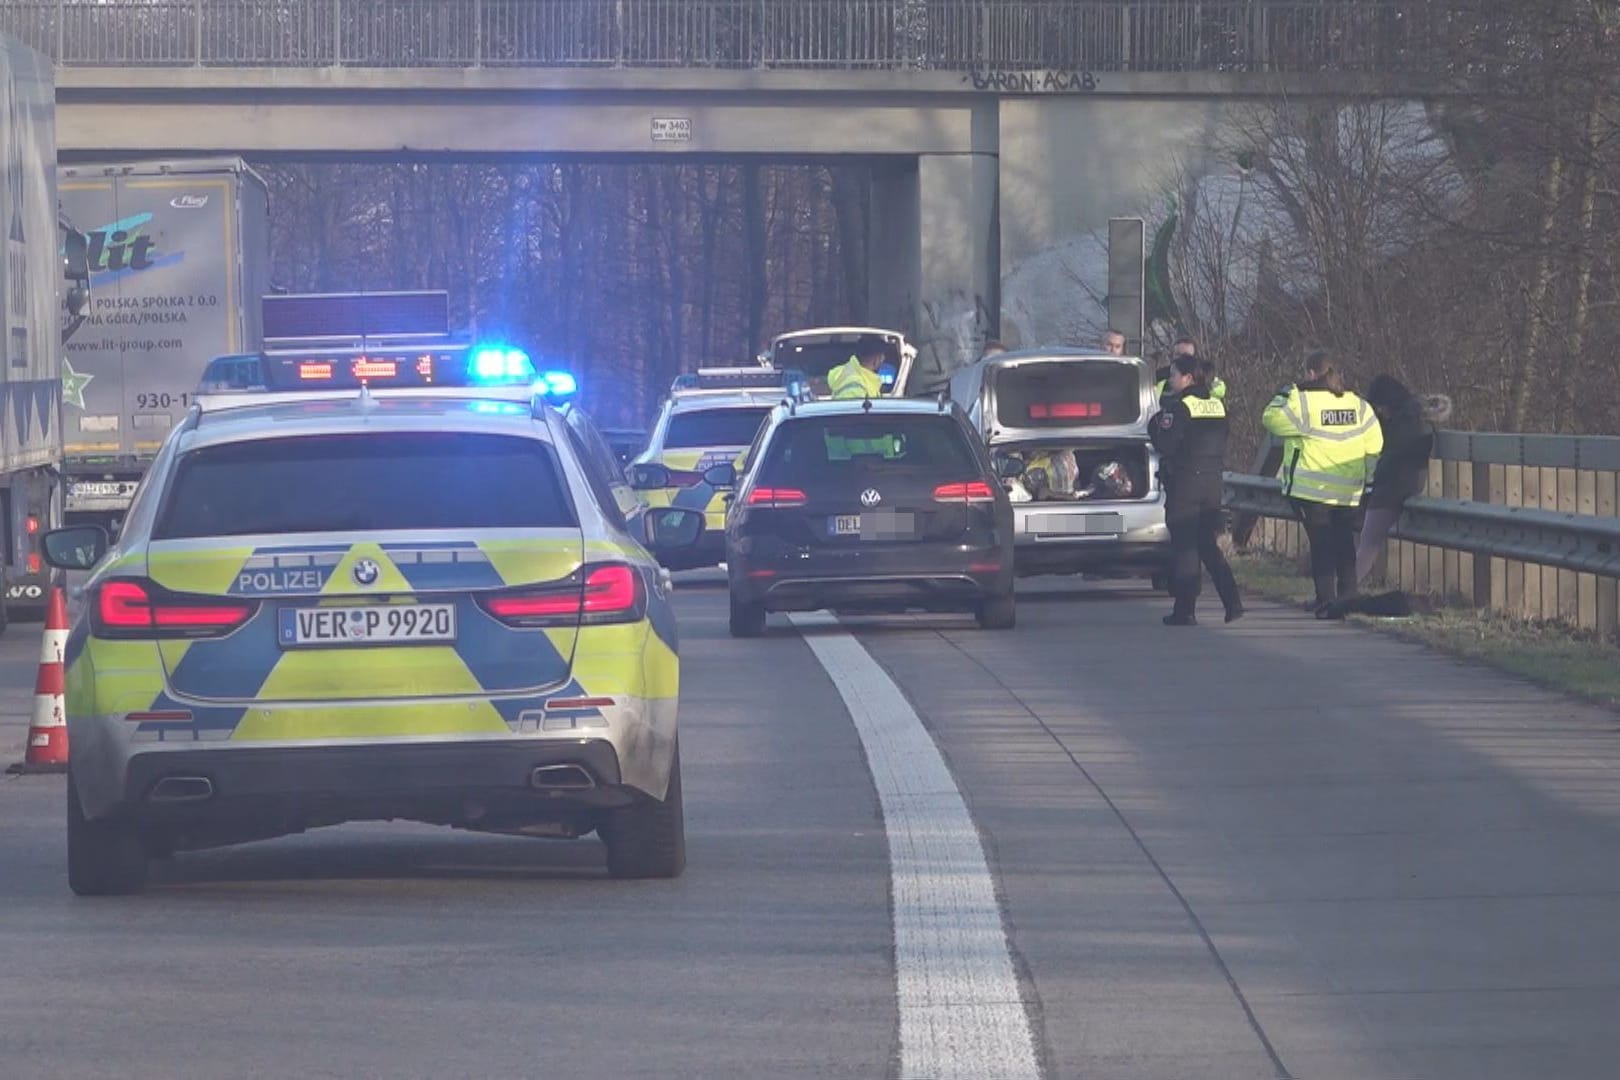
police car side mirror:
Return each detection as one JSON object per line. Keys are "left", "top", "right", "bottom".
{"left": 41, "top": 524, "right": 108, "bottom": 571}
{"left": 702, "top": 463, "right": 737, "bottom": 488}
{"left": 643, "top": 508, "right": 704, "bottom": 552}
{"left": 628, "top": 463, "right": 671, "bottom": 491}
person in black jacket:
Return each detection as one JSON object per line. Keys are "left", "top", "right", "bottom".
{"left": 1149, "top": 353, "right": 1244, "bottom": 626}
{"left": 1355, "top": 374, "right": 1435, "bottom": 584}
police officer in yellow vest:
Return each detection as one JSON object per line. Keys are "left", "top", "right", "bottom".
{"left": 1262, "top": 349, "right": 1384, "bottom": 616}
{"left": 828, "top": 347, "right": 885, "bottom": 400}
{"left": 1150, "top": 353, "right": 1244, "bottom": 626}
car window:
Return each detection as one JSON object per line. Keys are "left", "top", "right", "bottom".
{"left": 664, "top": 407, "right": 771, "bottom": 449}
{"left": 567, "top": 408, "right": 629, "bottom": 486}
{"left": 559, "top": 420, "right": 629, "bottom": 531}
{"left": 154, "top": 432, "right": 576, "bottom": 538}
{"left": 758, "top": 415, "right": 981, "bottom": 484}
{"left": 995, "top": 361, "right": 1143, "bottom": 428}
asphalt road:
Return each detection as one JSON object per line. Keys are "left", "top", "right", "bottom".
{"left": 4, "top": 575, "right": 1620, "bottom": 1079}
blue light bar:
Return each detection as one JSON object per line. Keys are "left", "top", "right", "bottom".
{"left": 469, "top": 345, "right": 535, "bottom": 384}
{"left": 539, "top": 370, "right": 577, "bottom": 397}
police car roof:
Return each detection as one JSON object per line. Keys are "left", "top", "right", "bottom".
{"left": 187, "top": 394, "right": 556, "bottom": 451}
{"left": 667, "top": 389, "right": 788, "bottom": 412}
{"left": 777, "top": 397, "right": 954, "bottom": 419}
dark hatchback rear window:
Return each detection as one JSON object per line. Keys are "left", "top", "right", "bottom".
{"left": 664, "top": 407, "right": 772, "bottom": 450}
{"left": 995, "top": 362, "right": 1142, "bottom": 428}
{"left": 155, "top": 432, "right": 576, "bottom": 538}
{"left": 759, "top": 415, "right": 981, "bottom": 483}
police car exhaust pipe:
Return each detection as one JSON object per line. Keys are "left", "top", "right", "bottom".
{"left": 149, "top": 776, "right": 214, "bottom": 803}
{"left": 530, "top": 765, "right": 596, "bottom": 791}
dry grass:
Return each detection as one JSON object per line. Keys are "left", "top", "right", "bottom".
{"left": 1231, "top": 552, "right": 1620, "bottom": 711}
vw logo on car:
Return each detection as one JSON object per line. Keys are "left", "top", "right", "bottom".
{"left": 860, "top": 488, "right": 882, "bottom": 507}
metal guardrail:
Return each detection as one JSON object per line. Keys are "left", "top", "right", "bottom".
{"left": 0, "top": 0, "right": 1437, "bottom": 72}
{"left": 1223, "top": 473, "right": 1620, "bottom": 582}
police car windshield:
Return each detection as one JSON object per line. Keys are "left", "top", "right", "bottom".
{"left": 154, "top": 433, "right": 576, "bottom": 538}
{"left": 996, "top": 361, "right": 1142, "bottom": 428}
{"left": 759, "top": 415, "right": 979, "bottom": 483}
{"left": 664, "top": 407, "right": 771, "bottom": 449}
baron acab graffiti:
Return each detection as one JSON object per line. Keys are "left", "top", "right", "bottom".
{"left": 962, "top": 70, "right": 1098, "bottom": 93}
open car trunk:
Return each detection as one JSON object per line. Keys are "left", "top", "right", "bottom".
{"left": 990, "top": 439, "right": 1154, "bottom": 504}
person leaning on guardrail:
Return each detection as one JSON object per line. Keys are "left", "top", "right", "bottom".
{"left": 1261, "top": 349, "right": 1385, "bottom": 618}
{"left": 1149, "top": 353, "right": 1244, "bottom": 627}
{"left": 1355, "top": 374, "right": 1437, "bottom": 585}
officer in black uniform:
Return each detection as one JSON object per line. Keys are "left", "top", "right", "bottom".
{"left": 1149, "top": 353, "right": 1244, "bottom": 626}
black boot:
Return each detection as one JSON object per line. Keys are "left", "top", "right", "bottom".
{"left": 1164, "top": 612, "right": 1197, "bottom": 626}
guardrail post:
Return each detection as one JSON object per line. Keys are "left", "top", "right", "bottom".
{"left": 1471, "top": 459, "right": 1494, "bottom": 608}
{"left": 332, "top": 0, "right": 342, "bottom": 66}
{"left": 472, "top": 0, "right": 483, "bottom": 67}
{"left": 194, "top": 0, "right": 204, "bottom": 66}
{"left": 55, "top": 0, "right": 65, "bottom": 62}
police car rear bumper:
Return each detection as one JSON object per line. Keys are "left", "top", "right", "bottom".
{"left": 101, "top": 740, "right": 636, "bottom": 847}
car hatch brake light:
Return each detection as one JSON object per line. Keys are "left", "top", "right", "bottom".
{"left": 933, "top": 481, "right": 996, "bottom": 504}
{"left": 746, "top": 487, "right": 808, "bottom": 508}
{"left": 94, "top": 579, "right": 257, "bottom": 639}
{"left": 480, "top": 563, "right": 646, "bottom": 627}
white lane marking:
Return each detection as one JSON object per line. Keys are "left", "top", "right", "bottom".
{"left": 789, "top": 612, "right": 1041, "bottom": 1080}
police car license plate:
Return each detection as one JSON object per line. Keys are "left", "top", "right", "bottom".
{"left": 278, "top": 604, "right": 457, "bottom": 647}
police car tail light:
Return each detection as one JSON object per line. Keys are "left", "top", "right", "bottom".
{"left": 933, "top": 481, "right": 996, "bottom": 504}
{"left": 745, "top": 487, "right": 808, "bottom": 508}
{"left": 480, "top": 564, "right": 645, "bottom": 627}
{"left": 94, "top": 579, "right": 257, "bottom": 638}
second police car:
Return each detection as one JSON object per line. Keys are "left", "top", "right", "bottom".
{"left": 627, "top": 367, "right": 810, "bottom": 570}
{"left": 43, "top": 341, "right": 706, "bottom": 895}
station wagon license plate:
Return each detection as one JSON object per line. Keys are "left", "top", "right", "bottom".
{"left": 278, "top": 604, "right": 457, "bottom": 647}
{"left": 829, "top": 512, "right": 915, "bottom": 539}
{"left": 1027, "top": 512, "right": 1125, "bottom": 536}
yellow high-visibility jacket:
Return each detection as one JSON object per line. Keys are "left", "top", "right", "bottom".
{"left": 1261, "top": 384, "right": 1383, "bottom": 506}
{"left": 828, "top": 357, "right": 883, "bottom": 399}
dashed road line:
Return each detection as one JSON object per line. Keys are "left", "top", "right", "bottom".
{"left": 789, "top": 612, "right": 1041, "bottom": 1080}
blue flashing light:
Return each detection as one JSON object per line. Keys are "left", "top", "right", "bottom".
{"left": 878, "top": 364, "right": 898, "bottom": 387}
{"left": 469, "top": 344, "right": 535, "bottom": 384}
{"left": 539, "top": 370, "right": 577, "bottom": 397}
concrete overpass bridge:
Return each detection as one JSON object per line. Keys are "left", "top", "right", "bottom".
{"left": 2, "top": 0, "right": 1458, "bottom": 382}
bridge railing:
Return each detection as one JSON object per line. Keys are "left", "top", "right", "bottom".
{"left": 0, "top": 0, "right": 1438, "bottom": 72}
{"left": 1225, "top": 432, "right": 1620, "bottom": 636}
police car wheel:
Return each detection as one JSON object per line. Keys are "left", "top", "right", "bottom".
{"left": 976, "top": 591, "right": 1016, "bottom": 631}
{"left": 728, "top": 592, "right": 766, "bottom": 638}
{"left": 66, "top": 771, "right": 148, "bottom": 897}
{"left": 602, "top": 744, "right": 686, "bottom": 880}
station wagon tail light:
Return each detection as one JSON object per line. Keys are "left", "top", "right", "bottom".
{"left": 93, "top": 579, "right": 257, "bottom": 639}
{"left": 746, "top": 487, "right": 807, "bottom": 507}
{"left": 933, "top": 481, "right": 996, "bottom": 504}
{"left": 480, "top": 563, "right": 646, "bottom": 627}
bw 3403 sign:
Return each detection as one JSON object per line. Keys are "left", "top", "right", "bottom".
{"left": 652, "top": 118, "right": 692, "bottom": 143}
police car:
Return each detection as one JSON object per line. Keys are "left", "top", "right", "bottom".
{"left": 628, "top": 368, "right": 809, "bottom": 570}
{"left": 41, "top": 341, "right": 706, "bottom": 895}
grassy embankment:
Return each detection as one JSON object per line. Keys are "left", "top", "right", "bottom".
{"left": 1230, "top": 551, "right": 1620, "bottom": 710}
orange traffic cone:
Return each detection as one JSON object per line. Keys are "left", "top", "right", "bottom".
{"left": 9, "top": 585, "right": 69, "bottom": 775}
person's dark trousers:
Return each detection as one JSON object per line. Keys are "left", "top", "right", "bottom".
{"left": 1167, "top": 488, "right": 1243, "bottom": 621}
{"left": 1291, "top": 498, "right": 1359, "bottom": 607}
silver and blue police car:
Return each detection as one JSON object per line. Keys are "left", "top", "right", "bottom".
{"left": 43, "top": 343, "right": 705, "bottom": 895}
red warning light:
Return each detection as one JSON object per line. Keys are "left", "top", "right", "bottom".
{"left": 351, "top": 358, "right": 399, "bottom": 380}
{"left": 298, "top": 361, "right": 334, "bottom": 381}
